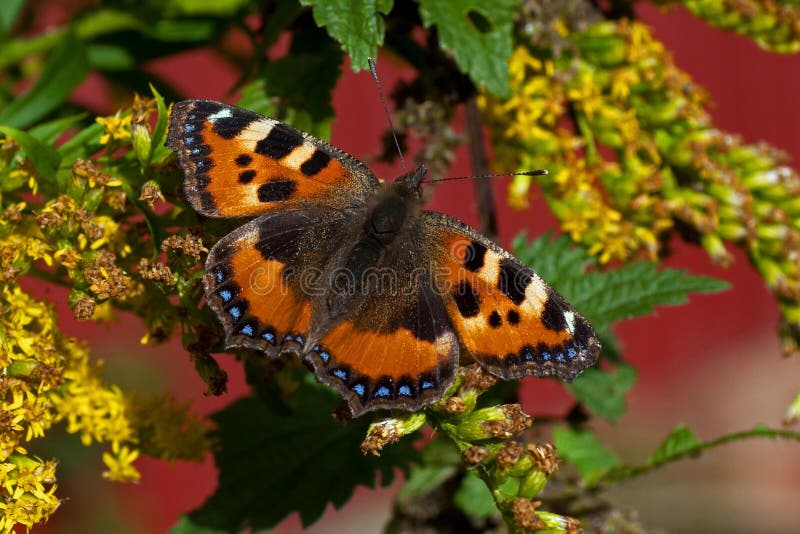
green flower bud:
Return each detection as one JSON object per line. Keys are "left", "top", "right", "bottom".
{"left": 132, "top": 123, "right": 152, "bottom": 167}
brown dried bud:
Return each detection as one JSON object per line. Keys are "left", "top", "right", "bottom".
{"left": 463, "top": 445, "right": 489, "bottom": 466}
{"left": 502, "top": 404, "right": 533, "bottom": 435}
{"left": 139, "top": 181, "right": 165, "bottom": 209}
{"left": 511, "top": 498, "right": 544, "bottom": 531}
{"left": 2, "top": 205, "right": 22, "bottom": 224}
{"left": 84, "top": 250, "right": 130, "bottom": 299}
{"left": 462, "top": 364, "right": 499, "bottom": 392}
{"left": 527, "top": 443, "right": 559, "bottom": 475}
{"left": 497, "top": 441, "right": 525, "bottom": 469}
{"left": 444, "top": 396, "right": 466, "bottom": 414}
{"left": 36, "top": 211, "right": 62, "bottom": 229}
{"left": 138, "top": 258, "right": 175, "bottom": 285}
{"left": 73, "top": 296, "right": 96, "bottom": 321}
{"left": 162, "top": 233, "right": 207, "bottom": 262}
{"left": 105, "top": 190, "right": 127, "bottom": 211}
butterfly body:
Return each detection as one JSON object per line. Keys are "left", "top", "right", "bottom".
{"left": 167, "top": 100, "right": 600, "bottom": 416}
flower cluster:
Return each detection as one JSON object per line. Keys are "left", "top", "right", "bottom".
{"left": 655, "top": 0, "right": 800, "bottom": 54}
{"left": 0, "top": 95, "right": 212, "bottom": 531}
{"left": 480, "top": 18, "right": 800, "bottom": 354}
{"left": 363, "top": 365, "right": 581, "bottom": 533}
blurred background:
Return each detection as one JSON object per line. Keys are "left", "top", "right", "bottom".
{"left": 19, "top": 2, "right": 800, "bottom": 532}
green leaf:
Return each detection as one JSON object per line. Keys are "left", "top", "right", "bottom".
{"left": 648, "top": 424, "right": 700, "bottom": 465}
{"left": 0, "top": 0, "right": 24, "bottom": 38}
{"left": 416, "top": 0, "right": 517, "bottom": 97}
{"left": 149, "top": 84, "right": 168, "bottom": 165}
{"left": 454, "top": 471, "right": 499, "bottom": 519}
{"left": 567, "top": 365, "right": 637, "bottom": 423}
{"left": 169, "top": 516, "right": 227, "bottom": 534}
{"left": 572, "top": 262, "right": 731, "bottom": 329}
{"left": 28, "top": 114, "right": 86, "bottom": 144}
{"left": 512, "top": 232, "right": 730, "bottom": 331}
{"left": 0, "top": 126, "right": 61, "bottom": 186}
{"left": 180, "top": 379, "right": 418, "bottom": 532}
{"left": 397, "top": 465, "right": 458, "bottom": 506}
{"left": 511, "top": 231, "right": 593, "bottom": 290}
{"left": 299, "top": 0, "right": 392, "bottom": 71}
{"left": 87, "top": 43, "right": 136, "bottom": 71}
{"left": 552, "top": 427, "right": 620, "bottom": 487}
{"left": 240, "top": 39, "right": 342, "bottom": 139}
{"left": 0, "top": 33, "right": 89, "bottom": 129}
{"left": 57, "top": 122, "right": 104, "bottom": 161}
{"left": 600, "top": 424, "right": 800, "bottom": 485}
{"left": 170, "top": 0, "right": 251, "bottom": 16}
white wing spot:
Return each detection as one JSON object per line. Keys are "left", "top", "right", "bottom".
{"left": 207, "top": 108, "right": 233, "bottom": 122}
{"left": 564, "top": 311, "right": 576, "bottom": 334}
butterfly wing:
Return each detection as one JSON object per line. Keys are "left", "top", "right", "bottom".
{"left": 417, "top": 212, "right": 600, "bottom": 381}
{"left": 204, "top": 208, "right": 352, "bottom": 355}
{"left": 303, "top": 237, "right": 459, "bottom": 416}
{"left": 167, "top": 100, "right": 380, "bottom": 218}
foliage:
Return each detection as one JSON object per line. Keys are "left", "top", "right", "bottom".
{"left": 1, "top": 0, "right": 799, "bottom": 533}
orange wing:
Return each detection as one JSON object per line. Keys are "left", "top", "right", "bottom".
{"left": 302, "top": 241, "right": 459, "bottom": 416}
{"left": 417, "top": 212, "right": 600, "bottom": 382}
{"left": 203, "top": 209, "right": 348, "bottom": 355}
{"left": 167, "top": 100, "right": 379, "bottom": 218}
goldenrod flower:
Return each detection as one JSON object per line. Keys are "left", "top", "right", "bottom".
{"left": 95, "top": 113, "right": 132, "bottom": 145}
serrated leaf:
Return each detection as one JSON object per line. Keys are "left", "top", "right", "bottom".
{"left": 512, "top": 232, "right": 730, "bottom": 331}
{"left": 454, "top": 471, "right": 499, "bottom": 519}
{"left": 0, "top": 33, "right": 89, "bottom": 129}
{"left": 512, "top": 232, "right": 594, "bottom": 290}
{"left": 180, "top": 383, "right": 418, "bottom": 532}
{"left": 552, "top": 427, "right": 620, "bottom": 487}
{"left": 648, "top": 424, "right": 700, "bottom": 465}
{"left": 299, "top": 0, "right": 392, "bottom": 71}
{"left": 417, "top": 0, "right": 517, "bottom": 97}
{"left": 572, "top": 263, "right": 731, "bottom": 329}
{"left": 567, "top": 365, "right": 637, "bottom": 423}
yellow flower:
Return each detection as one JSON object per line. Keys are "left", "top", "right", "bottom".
{"left": 102, "top": 443, "right": 140, "bottom": 483}
{"left": 96, "top": 113, "right": 132, "bottom": 145}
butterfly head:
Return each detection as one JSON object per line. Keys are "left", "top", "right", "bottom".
{"left": 392, "top": 165, "right": 427, "bottom": 200}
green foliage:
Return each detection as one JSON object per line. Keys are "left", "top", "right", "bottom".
{"left": 566, "top": 365, "right": 637, "bottom": 423}
{"left": 552, "top": 428, "right": 621, "bottom": 487}
{"left": 417, "top": 0, "right": 517, "bottom": 96}
{"left": 3, "top": 1, "right": 800, "bottom": 532}
{"left": 175, "top": 372, "right": 418, "bottom": 532}
{"left": 300, "top": 0, "right": 392, "bottom": 71}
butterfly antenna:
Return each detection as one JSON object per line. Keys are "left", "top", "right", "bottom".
{"left": 368, "top": 57, "right": 409, "bottom": 177}
{"left": 427, "top": 169, "right": 548, "bottom": 184}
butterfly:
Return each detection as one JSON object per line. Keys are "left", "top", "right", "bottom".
{"left": 166, "top": 100, "right": 600, "bottom": 417}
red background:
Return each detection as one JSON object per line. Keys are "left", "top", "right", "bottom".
{"left": 31, "top": 3, "right": 800, "bottom": 533}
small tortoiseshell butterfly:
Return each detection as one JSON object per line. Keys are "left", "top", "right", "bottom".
{"left": 166, "top": 100, "right": 600, "bottom": 416}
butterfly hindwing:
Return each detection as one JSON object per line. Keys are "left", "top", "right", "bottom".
{"left": 417, "top": 212, "right": 600, "bottom": 381}
{"left": 167, "top": 100, "right": 380, "bottom": 218}
{"left": 204, "top": 208, "right": 350, "bottom": 355}
{"left": 303, "top": 236, "right": 459, "bottom": 416}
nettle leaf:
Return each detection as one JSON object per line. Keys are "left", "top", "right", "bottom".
{"left": 416, "top": 0, "right": 517, "bottom": 97}
{"left": 512, "top": 232, "right": 730, "bottom": 330}
{"left": 572, "top": 262, "right": 730, "bottom": 330}
{"left": 300, "top": 0, "right": 392, "bottom": 71}
{"left": 552, "top": 427, "right": 620, "bottom": 487}
{"left": 454, "top": 471, "right": 499, "bottom": 519}
{"left": 176, "top": 379, "right": 418, "bottom": 532}
{"left": 567, "top": 364, "right": 637, "bottom": 423}
{"left": 511, "top": 231, "right": 593, "bottom": 290}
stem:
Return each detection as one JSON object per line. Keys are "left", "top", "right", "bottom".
{"left": 464, "top": 97, "right": 497, "bottom": 242}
